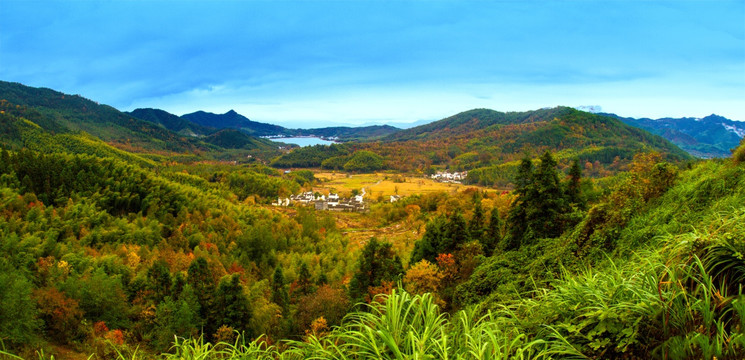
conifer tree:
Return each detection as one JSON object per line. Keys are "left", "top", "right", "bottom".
{"left": 271, "top": 266, "right": 289, "bottom": 313}
{"left": 147, "top": 260, "right": 171, "bottom": 302}
{"left": 485, "top": 207, "right": 503, "bottom": 253}
{"left": 410, "top": 215, "right": 447, "bottom": 264}
{"left": 214, "top": 274, "right": 251, "bottom": 335}
{"left": 566, "top": 159, "right": 585, "bottom": 209}
{"left": 468, "top": 200, "right": 486, "bottom": 244}
{"left": 507, "top": 152, "right": 570, "bottom": 248}
{"left": 296, "top": 261, "right": 314, "bottom": 296}
{"left": 531, "top": 151, "right": 569, "bottom": 238}
{"left": 349, "top": 238, "right": 403, "bottom": 302}
{"left": 444, "top": 211, "right": 469, "bottom": 253}
{"left": 187, "top": 257, "right": 216, "bottom": 334}
{"left": 506, "top": 157, "right": 534, "bottom": 249}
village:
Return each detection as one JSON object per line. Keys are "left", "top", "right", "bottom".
{"left": 273, "top": 191, "right": 368, "bottom": 212}
{"left": 430, "top": 170, "right": 468, "bottom": 183}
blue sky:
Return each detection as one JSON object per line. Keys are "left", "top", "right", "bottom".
{"left": 1, "top": 1, "right": 743, "bottom": 127}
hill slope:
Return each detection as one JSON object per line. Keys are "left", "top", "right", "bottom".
{"left": 127, "top": 108, "right": 214, "bottom": 137}
{"left": 296, "top": 124, "right": 400, "bottom": 141}
{"left": 181, "top": 110, "right": 290, "bottom": 136}
{"left": 0, "top": 82, "right": 285, "bottom": 160}
{"left": 273, "top": 107, "right": 692, "bottom": 179}
{"left": 607, "top": 113, "right": 744, "bottom": 158}
{"left": 0, "top": 81, "right": 207, "bottom": 154}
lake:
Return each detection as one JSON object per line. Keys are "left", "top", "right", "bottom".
{"left": 269, "top": 137, "right": 338, "bottom": 147}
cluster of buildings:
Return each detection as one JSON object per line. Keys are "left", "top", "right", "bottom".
{"left": 273, "top": 191, "right": 366, "bottom": 212}
{"left": 430, "top": 171, "right": 468, "bottom": 184}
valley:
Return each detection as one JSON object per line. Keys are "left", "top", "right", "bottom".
{"left": 0, "top": 81, "right": 743, "bottom": 359}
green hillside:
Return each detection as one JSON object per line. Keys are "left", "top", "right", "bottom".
{"left": 0, "top": 82, "right": 285, "bottom": 161}
{"left": 272, "top": 107, "right": 692, "bottom": 177}
{"left": 0, "top": 81, "right": 207, "bottom": 154}
{"left": 127, "top": 108, "right": 214, "bottom": 137}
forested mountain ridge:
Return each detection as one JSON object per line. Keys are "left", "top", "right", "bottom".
{"left": 0, "top": 82, "right": 283, "bottom": 159}
{"left": 0, "top": 81, "right": 207, "bottom": 154}
{"left": 127, "top": 108, "right": 214, "bottom": 137}
{"left": 295, "top": 124, "right": 400, "bottom": 141}
{"left": 605, "top": 113, "right": 745, "bottom": 158}
{"left": 182, "top": 110, "right": 292, "bottom": 137}
{"left": 273, "top": 107, "right": 692, "bottom": 179}
{"left": 381, "top": 107, "right": 569, "bottom": 142}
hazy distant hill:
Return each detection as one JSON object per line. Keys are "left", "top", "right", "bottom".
{"left": 297, "top": 125, "right": 400, "bottom": 141}
{"left": 127, "top": 108, "right": 213, "bottom": 137}
{"left": 181, "top": 109, "right": 402, "bottom": 140}
{"left": 605, "top": 113, "right": 744, "bottom": 158}
{"left": 181, "top": 109, "right": 290, "bottom": 137}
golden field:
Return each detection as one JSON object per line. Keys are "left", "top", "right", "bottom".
{"left": 311, "top": 171, "right": 494, "bottom": 199}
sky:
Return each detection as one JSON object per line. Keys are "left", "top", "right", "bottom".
{"left": 1, "top": 0, "right": 744, "bottom": 128}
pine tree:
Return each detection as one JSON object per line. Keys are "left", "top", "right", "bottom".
{"left": 349, "top": 238, "right": 403, "bottom": 302}
{"left": 215, "top": 274, "right": 251, "bottom": 335}
{"left": 566, "top": 159, "right": 586, "bottom": 209}
{"left": 485, "top": 207, "right": 503, "bottom": 253}
{"left": 187, "top": 257, "right": 216, "bottom": 334}
{"left": 468, "top": 201, "right": 486, "bottom": 244}
{"left": 296, "top": 261, "right": 314, "bottom": 296}
{"left": 147, "top": 260, "right": 171, "bottom": 302}
{"left": 507, "top": 152, "right": 570, "bottom": 249}
{"left": 271, "top": 266, "right": 289, "bottom": 313}
{"left": 444, "top": 211, "right": 469, "bottom": 253}
{"left": 410, "top": 215, "right": 447, "bottom": 264}
{"left": 532, "top": 151, "right": 569, "bottom": 238}
{"left": 506, "top": 157, "right": 534, "bottom": 249}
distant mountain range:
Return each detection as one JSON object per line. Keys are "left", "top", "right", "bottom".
{"left": 272, "top": 107, "right": 695, "bottom": 183}
{"left": 182, "top": 109, "right": 290, "bottom": 137}
{"left": 173, "top": 109, "right": 400, "bottom": 141}
{"left": 0, "top": 81, "right": 282, "bottom": 160}
{"left": 602, "top": 113, "right": 744, "bottom": 158}
{"left": 2, "top": 80, "right": 742, "bottom": 171}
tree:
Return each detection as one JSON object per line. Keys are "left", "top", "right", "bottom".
{"left": 506, "top": 157, "right": 534, "bottom": 249}
{"left": 410, "top": 215, "right": 447, "bottom": 264}
{"left": 271, "top": 266, "right": 289, "bottom": 313}
{"left": 214, "top": 274, "right": 251, "bottom": 335}
{"left": 507, "top": 152, "right": 569, "bottom": 248}
{"left": 0, "top": 267, "right": 41, "bottom": 346}
{"left": 295, "top": 285, "right": 350, "bottom": 333}
{"left": 484, "top": 207, "right": 503, "bottom": 253}
{"left": 566, "top": 159, "right": 585, "bottom": 209}
{"left": 531, "top": 150, "right": 569, "bottom": 238}
{"left": 444, "top": 211, "right": 469, "bottom": 253}
{"left": 404, "top": 260, "right": 444, "bottom": 296}
{"left": 294, "top": 261, "right": 314, "bottom": 297}
{"left": 468, "top": 201, "right": 486, "bottom": 243}
{"left": 147, "top": 260, "right": 172, "bottom": 302}
{"left": 187, "top": 257, "right": 215, "bottom": 333}
{"left": 32, "top": 287, "right": 85, "bottom": 344}
{"left": 349, "top": 238, "right": 403, "bottom": 302}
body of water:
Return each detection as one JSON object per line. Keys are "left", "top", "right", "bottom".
{"left": 269, "top": 137, "right": 338, "bottom": 147}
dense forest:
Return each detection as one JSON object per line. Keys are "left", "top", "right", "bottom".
{"left": 1, "top": 141, "right": 744, "bottom": 359}
{"left": 1, "top": 82, "right": 744, "bottom": 359}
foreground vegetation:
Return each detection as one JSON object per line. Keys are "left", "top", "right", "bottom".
{"left": 2, "top": 141, "right": 743, "bottom": 359}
